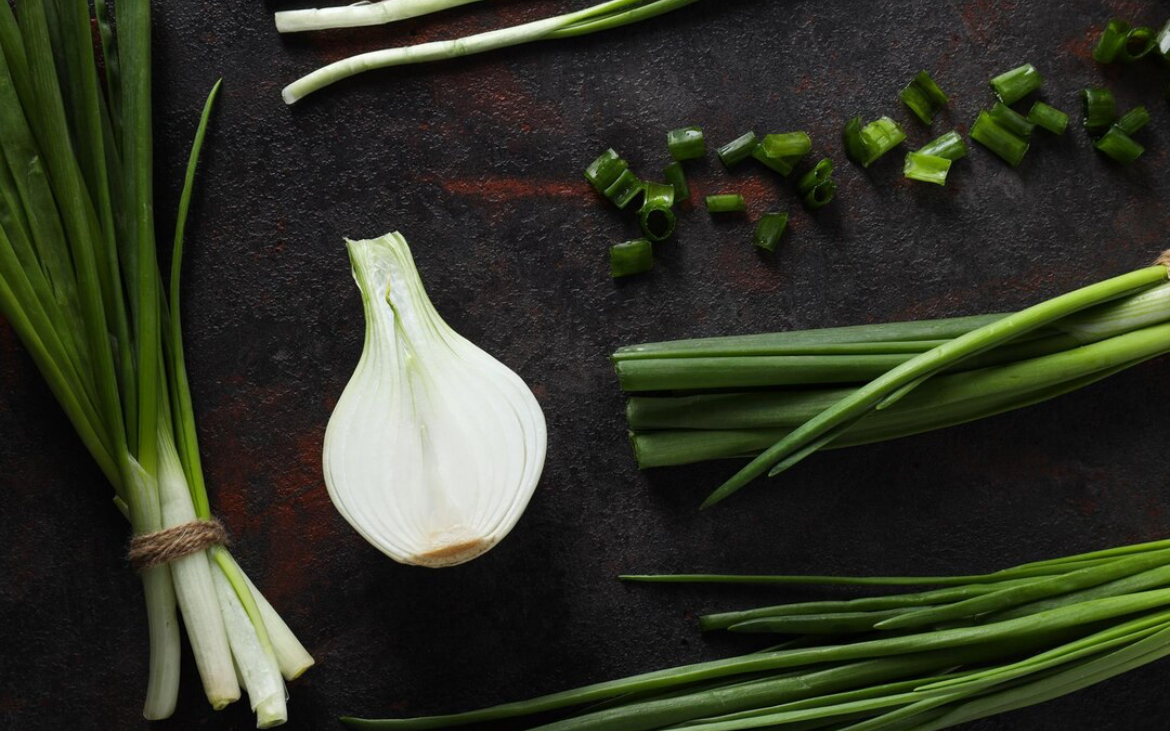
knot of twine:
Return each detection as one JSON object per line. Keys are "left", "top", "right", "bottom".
{"left": 128, "top": 518, "right": 229, "bottom": 570}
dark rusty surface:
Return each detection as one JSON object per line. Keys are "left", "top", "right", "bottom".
{"left": 3, "top": 0, "right": 1170, "bottom": 728}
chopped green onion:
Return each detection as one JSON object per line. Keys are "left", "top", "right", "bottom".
{"left": 970, "top": 110, "right": 1029, "bottom": 166}
{"left": 663, "top": 161, "right": 690, "bottom": 202}
{"left": 1082, "top": 87, "right": 1117, "bottom": 136}
{"left": 903, "top": 152, "right": 951, "bottom": 185}
{"left": 584, "top": 148, "right": 628, "bottom": 193}
{"left": 843, "top": 116, "right": 868, "bottom": 164}
{"left": 857, "top": 117, "right": 907, "bottom": 167}
{"left": 1095, "top": 127, "right": 1145, "bottom": 164}
{"left": 802, "top": 180, "right": 837, "bottom": 210}
{"left": 1116, "top": 106, "right": 1151, "bottom": 136}
{"left": 797, "top": 158, "right": 833, "bottom": 196}
{"left": 753, "top": 213, "right": 789, "bottom": 252}
{"left": 990, "top": 101, "right": 1036, "bottom": 138}
{"left": 918, "top": 131, "right": 968, "bottom": 161}
{"left": 751, "top": 146, "right": 798, "bottom": 176}
{"left": 717, "top": 131, "right": 759, "bottom": 168}
{"left": 638, "top": 182, "right": 676, "bottom": 242}
{"left": 900, "top": 70, "right": 949, "bottom": 124}
{"left": 1119, "top": 25, "right": 1156, "bottom": 62}
{"left": 604, "top": 169, "right": 645, "bottom": 210}
{"left": 989, "top": 63, "right": 1043, "bottom": 105}
{"left": 1158, "top": 19, "right": 1170, "bottom": 61}
{"left": 610, "top": 238, "right": 653, "bottom": 278}
{"left": 761, "top": 132, "right": 812, "bottom": 158}
{"left": 1028, "top": 101, "right": 1069, "bottom": 135}
{"left": 706, "top": 194, "right": 746, "bottom": 213}
{"left": 667, "top": 126, "right": 706, "bottom": 161}
{"left": 1093, "top": 18, "right": 1130, "bottom": 63}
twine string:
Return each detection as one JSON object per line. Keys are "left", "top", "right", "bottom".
{"left": 128, "top": 518, "right": 229, "bottom": 570}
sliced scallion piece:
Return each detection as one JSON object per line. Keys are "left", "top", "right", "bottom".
{"left": 843, "top": 116, "right": 868, "bottom": 165}
{"left": 857, "top": 117, "right": 907, "bottom": 167}
{"left": 610, "top": 238, "right": 653, "bottom": 277}
{"left": 918, "top": 131, "right": 968, "bottom": 161}
{"left": 1095, "top": 127, "right": 1145, "bottom": 164}
{"left": 1115, "top": 106, "right": 1151, "bottom": 136}
{"left": 639, "top": 182, "right": 676, "bottom": 242}
{"left": 900, "top": 70, "right": 949, "bottom": 125}
{"left": 1082, "top": 87, "right": 1117, "bottom": 136}
{"left": 585, "top": 148, "right": 628, "bottom": 193}
{"left": 990, "top": 101, "right": 1036, "bottom": 138}
{"left": 1158, "top": 19, "right": 1170, "bottom": 61}
{"left": 667, "top": 126, "right": 706, "bottom": 161}
{"left": 1093, "top": 18, "right": 1130, "bottom": 63}
{"left": 797, "top": 159, "right": 836, "bottom": 210}
{"left": 751, "top": 146, "right": 798, "bottom": 176}
{"left": 664, "top": 161, "right": 690, "bottom": 202}
{"left": 970, "top": 110, "right": 1029, "bottom": 166}
{"left": 1028, "top": 101, "right": 1069, "bottom": 135}
{"left": 903, "top": 152, "right": 951, "bottom": 186}
{"left": 989, "top": 64, "right": 1043, "bottom": 105}
{"left": 1119, "top": 25, "right": 1156, "bottom": 62}
{"left": 753, "top": 213, "right": 788, "bottom": 252}
{"left": 717, "top": 131, "right": 759, "bottom": 168}
{"left": 761, "top": 132, "right": 812, "bottom": 158}
{"left": 706, "top": 194, "right": 746, "bottom": 213}
{"left": 604, "top": 169, "right": 645, "bottom": 210}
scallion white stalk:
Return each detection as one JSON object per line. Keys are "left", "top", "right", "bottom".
{"left": 232, "top": 554, "right": 316, "bottom": 681}
{"left": 212, "top": 564, "right": 288, "bottom": 728}
{"left": 275, "top": 0, "right": 486, "bottom": 33}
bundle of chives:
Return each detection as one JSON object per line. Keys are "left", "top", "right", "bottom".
{"left": 612, "top": 256, "right": 1170, "bottom": 504}
{"left": 0, "top": 0, "right": 311, "bottom": 723}
{"left": 343, "top": 539, "right": 1170, "bottom": 731}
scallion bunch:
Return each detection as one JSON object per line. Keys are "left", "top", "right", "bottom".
{"left": 0, "top": 0, "right": 311, "bottom": 723}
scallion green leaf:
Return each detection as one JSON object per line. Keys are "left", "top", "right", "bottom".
{"left": 903, "top": 152, "right": 951, "bottom": 186}
{"left": 706, "top": 194, "right": 746, "bottom": 213}
{"left": 667, "top": 126, "right": 706, "bottom": 161}
{"left": 663, "top": 161, "right": 690, "bottom": 202}
{"left": 899, "top": 70, "right": 949, "bottom": 125}
{"left": 753, "top": 213, "right": 788, "bottom": 252}
{"left": 970, "top": 110, "right": 1029, "bottom": 166}
{"left": 639, "top": 182, "right": 676, "bottom": 242}
{"left": 990, "top": 101, "right": 1036, "bottom": 138}
{"left": 1115, "top": 106, "right": 1151, "bottom": 136}
{"left": 585, "top": 148, "right": 629, "bottom": 193}
{"left": 610, "top": 238, "right": 653, "bottom": 277}
{"left": 717, "top": 131, "right": 759, "bottom": 168}
{"left": 1095, "top": 126, "right": 1145, "bottom": 164}
{"left": 989, "top": 64, "right": 1043, "bottom": 105}
{"left": 1082, "top": 87, "right": 1117, "bottom": 136}
{"left": 1027, "top": 101, "right": 1069, "bottom": 135}
{"left": 917, "top": 131, "right": 968, "bottom": 161}
{"left": 604, "top": 168, "right": 645, "bottom": 209}
{"left": 1093, "top": 18, "right": 1130, "bottom": 63}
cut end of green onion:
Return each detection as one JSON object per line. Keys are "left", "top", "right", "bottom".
{"left": 753, "top": 212, "right": 789, "bottom": 252}
{"left": 663, "top": 161, "right": 690, "bottom": 202}
{"left": 604, "top": 168, "right": 646, "bottom": 210}
{"left": 752, "top": 146, "right": 798, "bottom": 176}
{"left": 1115, "top": 106, "right": 1150, "bottom": 136}
{"left": 797, "top": 158, "right": 833, "bottom": 196}
{"left": 1093, "top": 18, "right": 1130, "bottom": 63}
{"left": 638, "top": 182, "right": 676, "bottom": 242}
{"left": 585, "top": 149, "right": 628, "bottom": 193}
{"left": 610, "top": 239, "right": 653, "bottom": 278}
{"left": 900, "top": 70, "right": 949, "bottom": 125}
{"left": 990, "top": 101, "right": 1036, "bottom": 138}
{"left": 706, "top": 194, "right": 746, "bottom": 214}
{"left": 1028, "top": 101, "right": 1069, "bottom": 135}
{"left": 717, "top": 131, "right": 759, "bottom": 168}
{"left": 1082, "top": 87, "right": 1117, "bottom": 136}
{"left": 858, "top": 117, "right": 907, "bottom": 167}
{"left": 761, "top": 132, "right": 812, "bottom": 159}
{"left": 1095, "top": 126, "right": 1145, "bottom": 164}
{"left": 1119, "top": 25, "right": 1156, "bottom": 62}
{"left": 971, "top": 110, "right": 1030, "bottom": 166}
{"left": 918, "top": 131, "right": 968, "bottom": 161}
{"left": 904, "top": 151, "right": 952, "bottom": 185}
{"left": 802, "top": 180, "right": 837, "bottom": 210}
{"left": 667, "top": 127, "right": 706, "bottom": 161}
{"left": 990, "top": 63, "right": 1043, "bottom": 105}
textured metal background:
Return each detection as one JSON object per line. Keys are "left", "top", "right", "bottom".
{"left": 3, "top": 0, "right": 1170, "bottom": 728}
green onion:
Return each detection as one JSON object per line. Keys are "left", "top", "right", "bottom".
{"left": 903, "top": 152, "right": 951, "bottom": 185}
{"left": 275, "top": 0, "right": 487, "bottom": 32}
{"left": 585, "top": 148, "right": 629, "bottom": 193}
{"left": 899, "top": 70, "right": 949, "bottom": 125}
{"left": 717, "top": 131, "right": 759, "bottom": 168}
{"left": 1115, "top": 106, "right": 1151, "bottom": 136}
{"left": 1119, "top": 25, "right": 1156, "bottom": 62}
{"left": 610, "top": 238, "right": 654, "bottom": 277}
{"left": 1158, "top": 19, "right": 1170, "bottom": 61}
{"left": 638, "top": 182, "right": 676, "bottom": 242}
{"left": 796, "top": 159, "right": 836, "bottom": 210}
{"left": 1093, "top": 18, "right": 1130, "bottom": 63}
{"left": 761, "top": 132, "right": 812, "bottom": 158}
{"left": 1027, "top": 101, "right": 1069, "bottom": 135}
{"left": 604, "top": 169, "right": 645, "bottom": 209}
{"left": 842, "top": 116, "right": 868, "bottom": 164}
{"left": 667, "top": 126, "right": 706, "bottom": 161}
{"left": 1095, "top": 127, "right": 1145, "bottom": 164}
{"left": 1082, "top": 87, "right": 1117, "bottom": 135}
{"left": 989, "top": 63, "right": 1043, "bottom": 105}
{"left": 989, "top": 101, "right": 1036, "bottom": 137}
{"left": 706, "top": 194, "right": 746, "bottom": 213}
{"left": 750, "top": 146, "right": 797, "bottom": 176}
{"left": 663, "top": 161, "right": 690, "bottom": 202}
{"left": 857, "top": 116, "right": 906, "bottom": 167}
{"left": 970, "top": 110, "right": 1029, "bottom": 166}
{"left": 281, "top": 0, "right": 709, "bottom": 103}
{"left": 753, "top": 213, "right": 788, "bottom": 253}
{"left": 917, "top": 130, "right": 968, "bottom": 161}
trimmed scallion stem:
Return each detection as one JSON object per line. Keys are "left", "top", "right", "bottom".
{"left": 718, "top": 131, "right": 760, "bottom": 168}
{"left": 667, "top": 126, "right": 706, "bottom": 161}
{"left": 989, "top": 63, "right": 1043, "bottom": 105}
{"left": 1028, "top": 102, "right": 1069, "bottom": 135}
{"left": 900, "top": 70, "right": 948, "bottom": 125}
{"left": 752, "top": 213, "right": 788, "bottom": 253}
{"left": 903, "top": 152, "right": 951, "bottom": 186}
{"left": 610, "top": 239, "right": 653, "bottom": 277}
{"left": 706, "top": 194, "right": 746, "bottom": 214}
{"left": 970, "top": 111, "right": 1029, "bottom": 166}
